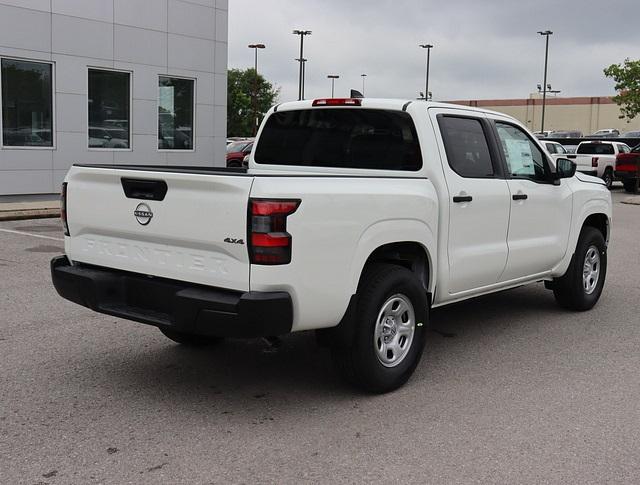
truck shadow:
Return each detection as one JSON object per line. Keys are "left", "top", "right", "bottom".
{"left": 75, "top": 284, "right": 567, "bottom": 404}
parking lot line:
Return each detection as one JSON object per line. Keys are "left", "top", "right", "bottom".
{"left": 0, "top": 227, "right": 64, "bottom": 242}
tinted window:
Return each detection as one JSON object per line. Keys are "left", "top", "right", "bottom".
{"left": 576, "top": 143, "right": 614, "bottom": 155}
{"left": 88, "top": 69, "right": 130, "bottom": 149}
{"left": 255, "top": 109, "right": 422, "bottom": 171}
{"left": 158, "top": 76, "right": 194, "bottom": 150}
{"left": 1, "top": 59, "right": 53, "bottom": 147}
{"left": 495, "top": 122, "right": 548, "bottom": 181}
{"left": 544, "top": 142, "right": 557, "bottom": 154}
{"left": 556, "top": 144, "right": 567, "bottom": 154}
{"left": 438, "top": 116, "right": 494, "bottom": 178}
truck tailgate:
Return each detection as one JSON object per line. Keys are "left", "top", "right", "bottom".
{"left": 64, "top": 166, "right": 253, "bottom": 291}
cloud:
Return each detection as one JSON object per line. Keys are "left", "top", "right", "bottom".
{"left": 228, "top": 0, "right": 638, "bottom": 102}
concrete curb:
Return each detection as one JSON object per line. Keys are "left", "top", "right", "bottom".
{"left": 621, "top": 196, "right": 640, "bottom": 206}
{"left": 0, "top": 209, "right": 61, "bottom": 221}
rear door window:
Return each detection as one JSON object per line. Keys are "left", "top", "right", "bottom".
{"left": 254, "top": 109, "right": 422, "bottom": 171}
{"left": 438, "top": 116, "right": 495, "bottom": 178}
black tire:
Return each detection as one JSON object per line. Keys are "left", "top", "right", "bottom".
{"left": 623, "top": 178, "right": 639, "bottom": 193}
{"left": 553, "top": 227, "right": 607, "bottom": 311}
{"left": 159, "top": 327, "right": 223, "bottom": 346}
{"left": 332, "top": 263, "right": 429, "bottom": 393}
{"left": 602, "top": 168, "right": 614, "bottom": 190}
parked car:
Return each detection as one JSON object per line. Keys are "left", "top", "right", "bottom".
{"left": 620, "top": 131, "right": 640, "bottom": 139}
{"left": 550, "top": 130, "right": 583, "bottom": 138}
{"left": 2, "top": 129, "right": 47, "bottom": 146}
{"left": 226, "top": 140, "right": 253, "bottom": 167}
{"left": 615, "top": 143, "right": 640, "bottom": 193}
{"left": 88, "top": 127, "right": 128, "bottom": 149}
{"left": 588, "top": 129, "right": 619, "bottom": 138}
{"left": 51, "top": 98, "right": 612, "bottom": 393}
{"left": 542, "top": 140, "right": 568, "bottom": 163}
{"left": 533, "top": 130, "right": 552, "bottom": 139}
{"left": 568, "top": 140, "right": 631, "bottom": 189}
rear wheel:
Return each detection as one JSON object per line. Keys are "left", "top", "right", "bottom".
{"left": 602, "top": 168, "right": 614, "bottom": 190}
{"left": 159, "top": 328, "right": 223, "bottom": 346}
{"left": 553, "top": 227, "right": 607, "bottom": 311}
{"left": 332, "top": 263, "right": 428, "bottom": 393}
{"left": 623, "top": 178, "right": 639, "bottom": 193}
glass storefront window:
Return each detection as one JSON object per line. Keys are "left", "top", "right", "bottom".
{"left": 88, "top": 68, "right": 130, "bottom": 149}
{"left": 158, "top": 76, "right": 194, "bottom": 151}
{"left": 1, "top": 58, "right": 53, "bottom": 148}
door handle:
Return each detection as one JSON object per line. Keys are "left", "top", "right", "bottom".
{"left": 453, "top": 195, "right": 473, "bottom": 203}
{"left": 512, "top": 193, "right": 528, "bottom": 201}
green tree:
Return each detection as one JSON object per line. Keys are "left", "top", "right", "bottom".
{"left": 227, "top": 68, "right": 279, "bottom": 137}
{"left": 604, "top": 58, "right": 640, "bottom": 121}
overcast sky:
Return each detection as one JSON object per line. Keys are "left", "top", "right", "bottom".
{"left": 228, "top": 0, "right": 635, "bottom": 103}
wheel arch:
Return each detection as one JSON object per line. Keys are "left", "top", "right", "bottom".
{"left": 552, "top": 200, "right": 611, "bottom": 277}
{"left": 318, "top": 240, "right": 434, "bottom": 349}
{"left": 358, "top": 241, "right": 433, "bottom": 297}
{"left": 583, "top": 212, "right": 610, "bottom": 243}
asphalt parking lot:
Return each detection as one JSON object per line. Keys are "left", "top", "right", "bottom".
{"left": 1, "top": 188, "right": 639, "bottom": 484}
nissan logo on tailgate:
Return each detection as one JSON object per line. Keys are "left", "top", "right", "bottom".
{"left": 134, "top": 203, "right": 153, "bottom": 226}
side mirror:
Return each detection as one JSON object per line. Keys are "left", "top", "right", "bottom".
{"left": 555, "top": 158, "right": 577, "bottom": 179}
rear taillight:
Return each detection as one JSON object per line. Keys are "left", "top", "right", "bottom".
{"left": 248, "top": 199, "right": 300, "bottom": 265}
{"left": 616, "top": 152, "right": 640, "bottom": 171}
{"left": 592, "top": 157, "right": 599, "bottom": 168}
{"left": 61, "top": 182, "right": 70, "bottom": 236}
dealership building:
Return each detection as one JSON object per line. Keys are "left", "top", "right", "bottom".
{"left": 449, "top": 94, "right": 640, "bottom": 136}
{"left": 0, "top": 0, "right": 228, "bottom": 196}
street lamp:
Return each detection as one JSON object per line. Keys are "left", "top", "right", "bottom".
{"left": 419, "top": 44, "right": 433, "bottom": 102}
{"left": 293, "top": 30, "right": 312, "bottom": 100}
{"left": 538, "top": 83, "right": 561, "bottom": 96}
{"left": 361, "top": 74, "right": 367, "bottom": 96}
{"left": 248, "top": 43, "right": 266, "bottom": 136}
{"left": 537, "top": 30, "right": 553, "bottom": 133}
{"left": 327, "top": 75, "right": 339, "bottom": 98}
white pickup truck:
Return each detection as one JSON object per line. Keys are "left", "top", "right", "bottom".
{"left": 569, "top": 140, "right": 631, "bottom": 189}
{"left": 51, "top": 98, "right": 612, "bottom": 393}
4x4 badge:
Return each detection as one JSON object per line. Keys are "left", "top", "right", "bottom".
{"left": 224, "top": 237, "right": 244, "bottom": 245}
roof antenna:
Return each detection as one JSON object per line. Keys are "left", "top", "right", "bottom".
{"left": 350, "top": 89, "right": 364, "bottom": 99}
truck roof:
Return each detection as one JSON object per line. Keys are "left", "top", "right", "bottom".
{"left": 273, "top": 98, "right": 499, "bottom": 117}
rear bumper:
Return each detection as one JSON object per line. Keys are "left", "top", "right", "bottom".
{"left": 614, "top": 170, "right": 638, "bottom": 180}
{"left": 51, "top": 256, "right": 293, "bottom": 338}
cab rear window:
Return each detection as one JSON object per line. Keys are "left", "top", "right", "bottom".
{"left": 254, "top": 108, "right": 422, "bottom": 171}
{"left": 577, "top": 143, "right": 614, "bottom": 155}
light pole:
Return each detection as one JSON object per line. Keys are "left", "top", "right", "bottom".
{"left": 296, "top": 58, "right": 308, "bottom": 99}
{"left": 328, "top": 75, "right": 339, "bottom": 98}
{"left": 361, "top": 73, "right": 367, "bottom": 96}
{"left": 293, "top": 30, "right": 312, "bottom": 100}
{"left": 248, "top": 43, "right": 265, "bottom": 136}
{"left": 537, "top": 30, "right": 553, "bottom": 134}
{"left": 419, "top": 44, "right": 433, "bottom": 102}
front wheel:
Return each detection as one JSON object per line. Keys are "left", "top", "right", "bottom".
{"left": 553, "top": 227, "right": 607, "bottom": 311}
{"left": 332, "top": 263, "right": 429, "bottom": 393}
{"left": 623, "top": 178, "right": 639, "bottom": 193}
